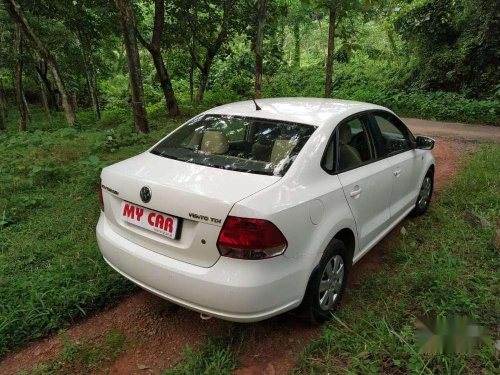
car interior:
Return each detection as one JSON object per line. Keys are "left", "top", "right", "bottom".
{"left": 184, "top": 122, "right": 298, "bottom": 168}
{"left": 337, "top": 119, "right": 374, "bottom": 171}
{"left": 374, "top": 115, "right": 410, "bottom": 155}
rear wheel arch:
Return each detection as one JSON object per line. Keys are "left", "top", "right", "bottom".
{"left": 332, "top": 228, "right": 355, "bottom": 266}
{"left": 300, "top": 227, "right": 355, "bottom": 305}
{"left": 298, "top": 230, "right": 354, "bottom": 323}
{"left": 428, "top": 164, "right": 435, "bottom": 176}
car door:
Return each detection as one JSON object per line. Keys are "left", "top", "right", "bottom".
{"left": 369, "top": 111, "right": 420, "bottom": 219}
{"left": 332, "top": 114, "right": 393, "bottom": 253}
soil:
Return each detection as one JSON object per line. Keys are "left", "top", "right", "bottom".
{"left": 403, "top": 117, "right": 500, "bottom": 143}
{"left": 0, "top": 135, "right": 480, "bottom": 375}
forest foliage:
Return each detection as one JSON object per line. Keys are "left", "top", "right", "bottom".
{"left": 0, "top": 0, "right": 498, "bottom": 132}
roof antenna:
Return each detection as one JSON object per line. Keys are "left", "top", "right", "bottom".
{"left": 252, "top": 97, "right": 262, "bottom": 111}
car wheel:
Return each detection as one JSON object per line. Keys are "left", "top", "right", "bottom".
{"left": 299, "top": 239, "right": 350, "bottom": 324}
{"left": 410, "top": 171, "right": 434, "bottom": 217}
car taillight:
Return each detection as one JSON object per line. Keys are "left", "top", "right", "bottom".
{"left": 217, "top": 216, "right": 287, "bottom": 260}
{"left": 99, "top": 180, "right": 104, "bottom": 211}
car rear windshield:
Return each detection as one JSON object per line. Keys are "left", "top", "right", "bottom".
{"left": 151, "top": 114, "right": 316, "bottom": 176}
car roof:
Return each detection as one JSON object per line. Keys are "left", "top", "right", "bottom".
{"left": 204, "top": 97, "right": 387, "bottom": 127}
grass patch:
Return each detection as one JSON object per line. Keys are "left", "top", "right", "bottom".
{"left": 297, "top": 144, "right": 500, "bottom": 374}
{"left": 0, "top": 107, "right": 191, "bottom": 357}
{"left": 23, "top": 330, "right": 126, "bottom": 374}
{"left": 164, "top": 333, "right": 238, "bottom": 375}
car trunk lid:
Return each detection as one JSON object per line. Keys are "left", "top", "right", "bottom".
{"left": 101, "top": 152, "right": 280, "bottom": 267}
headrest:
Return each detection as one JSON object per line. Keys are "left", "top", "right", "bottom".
{"left": 187, "top": 131, "right": 204, "bottom": 149}
{"left": 201, "top": 130, "right": 229, "bottom": 154}
{"left": 339, "top": 125, "right": 352, "bottom": 144}
{"left": 270, "top": 139, "right": 295, "bottom": 165}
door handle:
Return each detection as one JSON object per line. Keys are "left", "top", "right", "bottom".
{"left": 394, "top": 168, "right": 402, "bottom": 177}
{"left": 349, "top": 185, "right": 362, "bottom": 198}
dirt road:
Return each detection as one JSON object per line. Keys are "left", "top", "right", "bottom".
{"left": 403, "top": 117, "right": 500, "bottom": 142}
{"left": 0, "top": 122, "right": 494, "bottom": 374}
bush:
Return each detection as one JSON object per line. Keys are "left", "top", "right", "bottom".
{"left": 263, "top": 61, "right": 499, "bottom": 125}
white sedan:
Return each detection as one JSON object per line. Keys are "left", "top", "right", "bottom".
{"left": 96, "top": 98, "right": 435, "bottom": 323}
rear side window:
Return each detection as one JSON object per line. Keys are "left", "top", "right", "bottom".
{"left": 372, "top": 112, "right": 412, "bottom": 156}
{"left": 151, "top": 115, "right": 316, "bottom": 176}
{"left": 337, "top": 115, "right": 375, "bottom": 172}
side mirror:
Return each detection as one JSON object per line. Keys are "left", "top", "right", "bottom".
{"left": 415, "top": 136, "right": 435, "bottom": 150}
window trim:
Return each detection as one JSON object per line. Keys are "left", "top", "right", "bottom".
{"left": 368, "top": 111, "right": 416, "bottom": 158}
{"left": 321, "top": 111, "right": 379, "bottom": 175}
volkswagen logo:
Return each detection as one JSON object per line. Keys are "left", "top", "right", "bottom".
{"left": 140, "top": 186, "right": 152, "bottom": 203}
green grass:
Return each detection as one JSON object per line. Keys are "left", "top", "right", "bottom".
{"left": 164, "top": 333, "right": 238, "bottom": 375}
{"left": 22, "top": 330, "right": 127, "bottom": 374}
{"left": 295, "top": 144, "right": 500, "bottom": 374}
{"left": 0, "top": 107, "right": 191, "bottom": 357}
{"left": 160, "top": 144, "right": 499, "bottom": 374}
{"left": 1, "top": 104, "right": 498, "bottom": 370}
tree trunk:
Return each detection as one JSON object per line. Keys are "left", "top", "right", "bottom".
{"left": 3, "top": 0, "right": 77, "bottom": 126}
{"left": 293, "top": 22, "right": 300, "bottom": 67}
{"left": 254, "top": 0, "right": 267, "bottom": 99}
{"left": 36, "top": 60, "right": 58, "bottom": 111}
{"left": 115, "top": 0, "right": 149, "bottom": 133}
{"left": 196, "top": 71, "right": 209, "bottom": 103}
{"left": 14, "top": 24, "right": 26, "bottom": 132}
{"left": 49, "top": 61, "right": 77, "bottom": 125}
{"left": 36, "top": 67, "right": 51, "bottom": 118}
{"left": 0, "top": 81, "right": 5, "bottom": 130}
{"left": 192, "top": 0, "right": 235, "bottom": 103}
{"left": 324, "top": 0, "right": 337, "bottom": 98}
{"left": 88, "top": 53, "right": 101, "bottom": 120}
{"left": 136, "top": 0, "right": 180, "bottom": 116}
{"left": 189, "top": 53, "right": 195, "bottom": 103}
{"left": 0, "top": 80, "right": 7, "bottom": 122}
{"left": 151, "top": 51, "right": 179, "bottom": 116}
{"left": 77, "top": 34, "right": 100, "bottom": 119}
{"left": 22, "top": 89, "right": 31, "bottom": 123}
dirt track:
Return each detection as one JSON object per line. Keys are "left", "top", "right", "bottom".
{"left": 403, "top": 117, "right": 500, "bottom": 142}
{"left": 0, "top": 119, "right": 494, "bottom": 375}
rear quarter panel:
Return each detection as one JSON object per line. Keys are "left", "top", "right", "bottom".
{"left": 231, "top": 126, "right": 358, "bottom": 300}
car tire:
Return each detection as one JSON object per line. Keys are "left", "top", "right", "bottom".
{"left": 410, "top": 170, "right": 434, "bottom": 217}
{"left": 299, "top": 239, "right": 351, "bottom": 324}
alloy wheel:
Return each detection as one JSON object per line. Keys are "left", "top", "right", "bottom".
{"left": 319, "top": 255, "right": 344, "bottom": 311}
{"left": 418, "top": 176, "right": 432, "bottom": 210}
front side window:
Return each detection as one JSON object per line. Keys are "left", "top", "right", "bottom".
{"left": 337, "top": 115, "right": 375, "bottom": 172}
{"left": 151, "top": 115, "right": 316, "bottom": 176}
{"left": 373, "top": 112, "right": 412, "bottom": 156}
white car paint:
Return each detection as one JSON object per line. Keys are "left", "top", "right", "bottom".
{"left": 96, "top": 98, "right": 435, "bottom": 322}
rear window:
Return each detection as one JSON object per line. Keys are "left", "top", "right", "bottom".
{"left": 151, "top": 115, "right": 316, "bottom": 176}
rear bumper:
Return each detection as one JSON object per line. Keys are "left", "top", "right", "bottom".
{"left": 96, "top": 214, "right": 304, "bottom": 322}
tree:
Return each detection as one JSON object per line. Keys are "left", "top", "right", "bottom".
{"left": 35, "top": 60, "right": 59, "bottom": 112}
{"left": 0, "top": 79, "right": 5, "bottom": 130}
{"left": 254, "top": 0, "right": 268, "bottom": 99}
{"left": 175, "top": 0, "right": 238, "bottom": 102}
{"left": 324, "top": 0, "right": 337, "bottom": 98}
{"left": 0, "top": 14, "right": 9, "bottom": 128}
{"left": 115, "top": 0, "right": 149, "bottom": 133}
{"left": 394, "top": 0, "right": 500, "bottom": 98}
{"left": 13, "top": 23, "right": 26, "bottom": 131}
{"left": 137, "top": 0, "right": 180, "bottom": 116}
{"left": 77, "top": 34, "right": 101, "bottom": 120}
{"left": 2, "top": 0, "right": 77, "bottom": 126}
